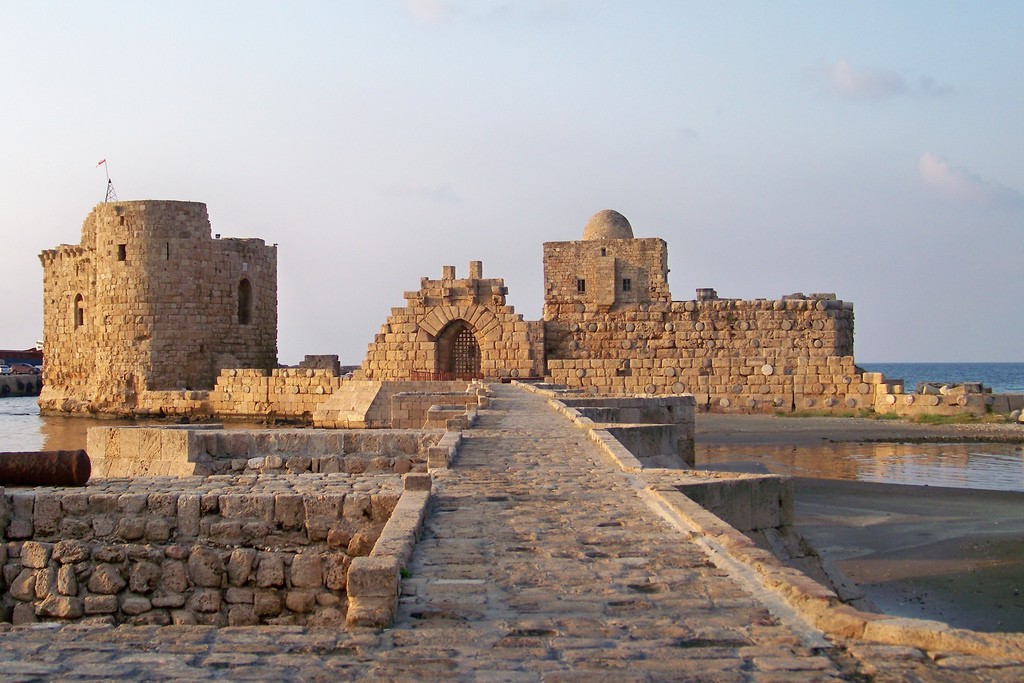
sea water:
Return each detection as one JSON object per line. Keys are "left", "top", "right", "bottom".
{"left": 2, "top": 363, "right": 1022, "bottom": 489}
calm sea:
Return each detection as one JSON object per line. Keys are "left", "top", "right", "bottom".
{"left": 2, "top": 363, "right": 1023, "bottom": 490}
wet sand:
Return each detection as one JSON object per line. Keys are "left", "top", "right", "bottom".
{"left": 697, "top": 413, "right": 1024, "bottom": 633}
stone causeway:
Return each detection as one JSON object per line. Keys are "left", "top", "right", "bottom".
{"left": 2, "top": 384, "right": 1023, "bottom": 680}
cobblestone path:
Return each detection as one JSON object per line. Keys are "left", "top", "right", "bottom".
{"left": 1, "top": 384, "right": 1014, "bottom": 681}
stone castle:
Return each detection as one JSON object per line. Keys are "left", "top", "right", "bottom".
{"left": 38, "top": 202, "right": 1007, "bottom": 420}
{"left": 358, "top": 209, "right": 876, "bottom": 414}
{"left": 38, "top": 201, "right": 277, "bottom": 416}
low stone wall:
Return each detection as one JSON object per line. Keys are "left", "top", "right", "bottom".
{"left": 86, "top": 427, "right": 445, "bottom": 478}
{"left": 671, "top": 472, "right": 793, "bottom": 532}
{"left": 313, "top": 380, "right": 469, "bottom": 429}
{"left": 390, "top": 391, "right": 482, "bottom": 429}
{"left": 1, "top": 473, "right": 418, "bottom": 627}
{"left": 547, "top": 355, "right": 891, "bottom": 415}
{"left": 870, "top": 378, "right": 1024, "bottom": 419}
{"left": 518, "top": 382, "right": 696, "bottom": 469}
{"left": 209, "top": 368, "right": 345, "bottom": 421}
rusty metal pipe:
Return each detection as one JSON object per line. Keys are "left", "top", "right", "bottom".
{"left": 0, "top": 450, "right": 91, "bottom": 487}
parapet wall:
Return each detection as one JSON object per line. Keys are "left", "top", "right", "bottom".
{"left": 0, "top": 475, "right": 404, "bottom": 627}
{"left": 86, "top": 427, "right": 443, "bottom": 478}
{"left": 209, "top": 368, "right": 344, "bottom": 421}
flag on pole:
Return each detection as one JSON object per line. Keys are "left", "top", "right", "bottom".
{"left": 96, "top": 159, "right": 106, "bottom": 167}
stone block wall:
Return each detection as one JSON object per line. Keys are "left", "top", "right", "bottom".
{"left": 542, "top": 293, "right": 873, "bottom": 412}
{"left": 39, "top": 201, "right": 277, "bottom": 417}
{"left": 390, "top": 392, "right": 481, "bottom": 429}
{"left": 0, "top": 475, "right": 403, "bottom": 627}
{"left": 209, "top": 368, "right": 344, "bottom": 421}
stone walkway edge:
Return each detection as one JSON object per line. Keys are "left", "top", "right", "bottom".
{"left": 514, "top": 380, "right": 1024, "bottom": 661}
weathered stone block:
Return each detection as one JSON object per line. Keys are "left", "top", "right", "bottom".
{"left": 220, "top": 494, "right": 274, "bottom": 522}
{"left": 10, "top": 568, "right": 37, "bottom": 601}
{"left": 20, "top": 541, "right": 53, "bottom": 569}
{"left": 284, "top": 589, "right": 316, "bottom": 613}
{"left": 88, "top": 564, "right": 127, "bottom": 595}
{"left": 228, "top": 604, "right": 259, "bottom": 626}
{"left": 188, "top": 588, "right": 222, "bottom": 613}
{"left": 36, "top": 595, "right": 83, "bottom": 619}
{"left": 253, "top": 589, "right": 282, "bottom": 617}
{"left": 290, "top": 554, "right": 323, "bottom": 588}
{"left": 347, "top": 556, "right": 399, "bottom": 598}
{"left": 188, "top": 546, "right": 224, "bottom": 588}
{"left": 57, "top": 564, "right": 78, "bottom": 596}
{"left": 227, "top": 548, "right": 257, "bottom": 586}
{"left": 84, "top": 594, "right": 119, "bottom": 614}
{"left": 130, "top": 561, "right": 162, "bottom": 593}
{"left": 256, "top": 553, "right": 285, "bottom": 588}
{"left": 176, "top": 495, "right": 201, "bottom": 538}
{"left": 53, "top": 539, "right": 90, "bottom": 564}
{"left": 116, "top": 517, "right": 147, "bottom": 541}
{"left": 274, "top": 493, "right": 304, "bottom": 530}
{"left": 121, "top": 595, "right": 153, "bottom": 616}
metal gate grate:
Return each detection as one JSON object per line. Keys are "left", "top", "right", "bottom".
{"left": 450, "top": 326, "right": 481, "bottom": 377}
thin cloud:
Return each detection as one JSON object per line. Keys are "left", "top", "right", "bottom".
{"left": 403, "top": 0, "right": 452, "bottom": 23}
{"left": 820, "top": 58, "right": 951, "bottom": 101}
{"left": 919, "top": 152, "right": 1022, "bottom": 208}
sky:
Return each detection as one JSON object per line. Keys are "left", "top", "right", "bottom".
{"left": 1, "top": 1, "right": 1021, "bottom": 364}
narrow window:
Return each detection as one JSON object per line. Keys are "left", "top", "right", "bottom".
{"left": 166, "top": 242, "right": 170, "bottom": 260}
{"left": 74, "top": 294, "right": 85, "bottom": 329}
{"left": 576, "top": 279, "right": 586, "bottom": 294}
{"left": 238, "top": 278, "right": 253, "bottom": 325}
{"left": 622, "top": 278, "right": 632, "bottom": 292}
{"left": 600, "top": 248, "right": 607, "bottom": 257}
{"left": 117, "top": 244, "right": 126, "bottom": 261}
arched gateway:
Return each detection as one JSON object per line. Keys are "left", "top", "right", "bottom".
{"left": 436, "top": 320, "right": 481, "bottom": 379}
{"left": 357, "top": 262, "right": 543, "bottom": 381}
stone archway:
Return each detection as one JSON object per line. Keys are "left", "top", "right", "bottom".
{"left": 436, "top": 319, "right": 482, "bottom": 380}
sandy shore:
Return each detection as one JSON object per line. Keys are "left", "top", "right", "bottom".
{"left": 697, "top": 412, "right": 1024, "bottom": 446}
{"left": 696, "top": 413, "right": 1024, "bottom": 633}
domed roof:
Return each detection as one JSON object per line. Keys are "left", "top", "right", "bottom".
{"left": 582, "top": 209, "right": 633, "bottom": 240}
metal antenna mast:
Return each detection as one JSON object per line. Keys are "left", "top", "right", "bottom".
{"left": 97, "top": 159, "right": 118, "bottom": 202}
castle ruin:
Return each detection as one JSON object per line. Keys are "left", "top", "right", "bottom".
{"left": 359, "top": 209, "right": 874, "bottom": 413}
{"left": 38, "top": 201, "right": 277, "bottom": 416}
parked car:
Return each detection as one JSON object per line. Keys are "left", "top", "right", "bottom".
{"left": 10, "top": 363, "right": 37, "bottom": 374}
{"left": 0, "top": 365, "right": 11, "bottom": 375}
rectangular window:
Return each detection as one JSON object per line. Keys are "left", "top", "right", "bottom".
{"left": 622, "top": 278, "right": 631, "bottom": 292}
{"left": 117, "top": 244, "right": 127, "bottom": 261}
{"left": 576, "top": 279, "right": 586, "bottom": 294}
